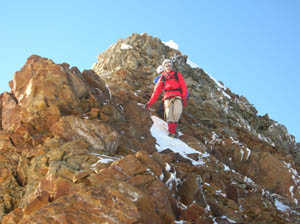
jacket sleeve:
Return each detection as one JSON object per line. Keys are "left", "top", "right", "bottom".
{"left": 177, "top": 72, "right": 187, "bottom": 100}
{"left": 147, "top": 77, "right": 164, "bottom": 107}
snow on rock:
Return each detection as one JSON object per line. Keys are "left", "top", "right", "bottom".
{"left": 221, "top": 216, "right": 237, "bottom": 223}
{"left": 216, "top": 189, "right": 226, "bottom": 197}
{"left": 257, "top": 133, "right": 276, "bottom": 147}
{"left": 282, "top": 161, "right": 300, "bottom": 205}
{"left": 274, "top": 199, "right": 290, "bottom": 212}
{"left": 165, "top": 163, "right": 171, "bottom": 172}
{"left": 159, "top": 172, "right": 164, "bottom": 181}
{"left": 223, "top": 164, "right": 230, "bottom": 171}
{"left": 187, "top": 59, "right": 200, "bottom": 68}
{"left": 230, "top": 137, "right": 252, "bottom": 161}
{"left": 240, "top": 148, "right": 245, "bottom": 161}
{"left": 210, "top": 132, "right": 223, "bottom": 144}
{"left": 245, "top": 147, "right": 251, "bottom": 160}
{"left": 121, "top": 43, "right": 133, "bottom": 50}
{"left": 150, "top": 116, "right": 209, "bottom": 166}
{"left": 174, "top": 221, "right": 187, "bottom": 224}
{"left": 165, "top": 163, "right": 182, "bottom": 191}
{"left": 163, "top": 40, "right": 179, "bottom": 50}
{"left": 90, "top": 153, "right": 121, "bottom": 167}
{"left": 209, "top": 75, "right": 231, "bottom": 99}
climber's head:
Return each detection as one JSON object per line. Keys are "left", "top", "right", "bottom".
{"left": 162, "top": 59, "right": 173, "bottom": 72}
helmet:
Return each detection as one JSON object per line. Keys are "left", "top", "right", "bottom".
{"left": 156, "top": 65, "right": 164, "bottom": 74}
{"left": 162, "top": 59, "right": 172, "bottom": 67}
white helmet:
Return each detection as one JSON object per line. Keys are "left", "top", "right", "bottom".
{"left": 156, "top": 65, "right": 164, "bottom": 74}
{"left": 162, "top": 59, "right": 172, "bottom": 67}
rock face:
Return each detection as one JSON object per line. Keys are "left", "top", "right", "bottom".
{"left": 0, "top": 33, "right": 299, "bottom": 224}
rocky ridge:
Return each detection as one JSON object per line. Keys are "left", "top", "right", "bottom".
{"left": 0, "top": 33, "right": 299, "bottom": 223}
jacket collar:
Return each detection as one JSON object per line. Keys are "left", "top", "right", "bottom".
{"left": 163, "top": 71, "right": 174, "bottom": 76}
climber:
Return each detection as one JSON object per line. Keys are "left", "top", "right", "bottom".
{"left": 146, "top": 59, "right": 188, "bottom": 137}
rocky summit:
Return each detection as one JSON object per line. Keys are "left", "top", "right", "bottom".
{"left": 0, "top": 33, "right": 299, "bottom": 224}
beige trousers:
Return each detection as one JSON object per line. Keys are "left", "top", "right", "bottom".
{"left": 164, "top": 96, "right": 183, "bottom": 122}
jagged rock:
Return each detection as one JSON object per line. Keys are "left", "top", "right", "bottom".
{"left": 1, "top": 92, "right": 19, "bottom": 131}
{"left": 295, "top": 152, "right": 300, "bottom": 166}
{"left": 2, "top": 55, "right": 110, "bottom": 148}
{"left": 0, "top": 33, "right": 299, "bottom": 224}
{"left": 1, "top": 208, "right": 23, "bottom": 224}
{"left": 50, "top": 115, "right": 119, "bottom": 153}
{"left": 0, "top": 133, "right": 24, "bottom": 210}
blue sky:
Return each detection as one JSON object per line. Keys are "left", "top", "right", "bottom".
{"left": 1, "top": 1, "right": 299, "bottom": 142}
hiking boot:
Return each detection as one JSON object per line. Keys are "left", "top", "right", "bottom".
{"left": 168, "top": 133, "right": 179, "bottom": 138}
{"left": 168, "top": 133, "right": 175, "bottom": 138}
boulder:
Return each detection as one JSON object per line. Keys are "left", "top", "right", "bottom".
{"left": 2, "top": 55, "right": 110, "bottom": 147}
{"left": 50, "top": 115, "right": 119, "bottom": 153}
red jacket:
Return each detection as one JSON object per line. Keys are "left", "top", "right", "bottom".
{"left": 147, "top": 71, "right": 187, "bottom": 107}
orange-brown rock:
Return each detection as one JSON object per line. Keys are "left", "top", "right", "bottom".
{"left": 23, "top": 191, "right": 50, "bottom": 216}
{"left": 2, "top": 55, "right": 110, "bottom": 148}
{"left": 0, "top": 34, "right": 299, "bottom": 224}
{"left": 50, "top": 115, "right": 120, "bottom": 153}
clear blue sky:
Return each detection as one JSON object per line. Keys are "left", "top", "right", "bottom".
{"left": 1, "top": 1, "right": 299, "bottom": 142}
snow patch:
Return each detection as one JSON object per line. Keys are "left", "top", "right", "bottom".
{"left": 258, "top": 134, "right": 276, "bottom": 147}
{"left": 274, "top": 199, "right": 290, "bottom": 212}
{"left": 221, "top": 216, "right": 237, "bottom": 223}
{"left": 240, "top": 148, "right": 244, "bottom": 161}
{"left": 90, "top": 154, "right": 120, "bottom": 167}
{"left": 163, "top": 40, "right": 179, "bottom": 50}
{"left": 210, "top": 75, "right": 225, "bottom": 89}
{"left": 165, "top": 163, "right": 182, "bottom": 190}
{"left": 146, "top": 168, "right": 155, "bottom": 176}
{"left": 289, "top": 186, "right": 296, "bottom": 204}
{"left": 121, "top": 43, "right": 133, "bottom": 50}
{"left": 209, "top": 75, "right": 231, "bottom": 99}
{"left": 230, "top": 137, "right": 252, "bottom": 161}
{"left": 245, "top": 147, "right": 251, "bottom": 160}
{"left": 187, "top": 59, "right": 199, "bottom": 68}
{"left": 230, "top": 137, "right": 241, "bottom": 146}
{"left": 223, "top": 164, "right": 230, "bottom": 171}
{"left": 216, "top": 189, "right": 226, "bottom": 197}
{"left": 282, "top": 162, "right": 300, "bottom": 205}
{"left": 210, "top": 132, "right": 222, "bottom": 144}
{"left": 244, "top": 176, "right": 255, "bottom": 185}
{"left": 174, "top": 221, "right": 186, "bottom": 224}
{"left": 105, "top": 83, "right": 112, "bottom": 100}
{"left": 150, "top": 116, "right": 210, "bottom": 166}
{"left": 160, "top": 172, "right": 164, "bottom": 181}
{"left": 283, "top": 161, "right": 300, "bottom": 185}
{"left": 165, "top": 163, "right": 171, "bottom": 172}
{"left": 177, "top": 201, "right": 188, "bottom": 210}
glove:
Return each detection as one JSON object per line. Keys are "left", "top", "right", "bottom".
{"left": 183, "top": 98, "right": 187, "bottom": 107}
{"left": 144, "top": 103, "right": 150, "bottom": 110}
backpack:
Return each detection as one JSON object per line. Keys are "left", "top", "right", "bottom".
{"left": 153, "top": 75, "right": 161, "bottom": 84}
